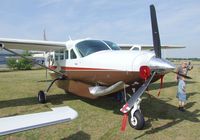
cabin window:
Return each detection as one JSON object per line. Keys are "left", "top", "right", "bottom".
{"left": 55, "top": 55, "right": 58, "bottom": 61}
{"left": 65, "top": 50, "right": 69, "bottom": 59}
{"left": 55, "top": 51, "right": 59, "bottom": 61}
{"left": 60, "top": 50, "right": 64, "bottom": 60}
{"left": 70, "top": 49, "right": 77, "bottom": 59}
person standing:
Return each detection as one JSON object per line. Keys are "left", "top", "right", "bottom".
{"left": 185, "top": 61, "right": 193, "bottom": 75}
{"left": 177, "top": 74, "right": 187, "bottom": 112}
{"left": 176, "top": 61, "right": 187, "bottom": 82}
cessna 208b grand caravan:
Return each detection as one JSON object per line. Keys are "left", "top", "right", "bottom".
{"left": 0, "top": 5, "right": 189, "bottom": 131}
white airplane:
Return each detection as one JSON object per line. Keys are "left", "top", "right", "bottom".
{"left": 0, "top": 5, "right": 190, "bottom": 131}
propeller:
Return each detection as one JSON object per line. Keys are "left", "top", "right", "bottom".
{"left": 150, "top": 5, "right": 161, "bottom": 58}
{"left": 120, "top": 4, "right": 191, "bottom": 131}
{"left": 150, "top": 4, "right": 191, "bottom": 80}
{"left": 121, "top": 4, "right": 192, "bottom": 111}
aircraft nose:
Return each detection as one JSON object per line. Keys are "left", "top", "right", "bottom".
{"left": 148, "top": 57, "right": 175, "bottom": 73}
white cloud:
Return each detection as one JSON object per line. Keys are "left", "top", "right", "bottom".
{"left": 38, "top": 0, "right": 64, "bottom": 8}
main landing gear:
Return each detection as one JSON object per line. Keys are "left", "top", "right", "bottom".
{"left": 128, "top": 98, "right": 145, "bottom": 130}
{"left": 38, "top": 90, "right": 46, "bottom": 103}
{"left": 37, "top": 77, "right": 65, "bottom": 104}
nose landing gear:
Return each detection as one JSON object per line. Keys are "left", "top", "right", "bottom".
{"left": 128, "top": 98, "right": 145, "bottom": 130}
{"left": 120, "top": 97, "right": 145, "bottom": 130}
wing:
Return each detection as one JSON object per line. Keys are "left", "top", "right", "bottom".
{"left": 118, "top": 44, "right": 185, "bottom": 50}
{"left": 0, "top": 38, "right": 66, "bottom": 51}
{"left": 0, "top": 106, "right": 78, "bottom": 136}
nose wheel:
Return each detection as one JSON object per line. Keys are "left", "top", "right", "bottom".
{"left": 128, "top": 110, "right": 145, "bottom": 130}
{"left": 121, "top": 97, "right": 145, "bottom": 130}
{"left": 128, "top": 98, "right": 145, "bottom": 130}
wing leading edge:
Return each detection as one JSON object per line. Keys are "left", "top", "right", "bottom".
{"left": 0, "top": 38, "right": 66, "bottom": 51}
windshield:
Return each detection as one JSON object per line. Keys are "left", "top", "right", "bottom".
{"left": 103, "top": 40, "right": 121, "bottom": 50}
{"left": 76, "top": 40, "right": 110, "bottom": 57}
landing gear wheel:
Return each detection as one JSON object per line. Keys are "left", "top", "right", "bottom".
{"left": 128, "top": 110, "right": 145, "bottom": 130}
{"left": 38, "top": 90, "right": 46, "bottom": 104}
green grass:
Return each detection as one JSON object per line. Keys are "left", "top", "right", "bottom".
{"left": 0, "top": 67, "right": 200, "bottom": 140}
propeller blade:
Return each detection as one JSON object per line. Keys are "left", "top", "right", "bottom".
{"left": 150, "top": 4, "right": 161, "bottom": 58}
{"left": 120, "top": 72, "right": 156, "bottom": 113}
{"left": 172, "top": 71, "right": 192, "bottom": 79}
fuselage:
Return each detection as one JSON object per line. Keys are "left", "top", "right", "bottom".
{"left": 45, "top": 39, "right": 175, "bottom": 98}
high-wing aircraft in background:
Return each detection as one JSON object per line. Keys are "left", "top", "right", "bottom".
{"left": 0, "top": 5, "right": 190, "bottom": 131}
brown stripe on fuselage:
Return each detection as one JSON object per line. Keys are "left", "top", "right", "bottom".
{"left": 49, "top": 66, "right": 141, "bottom": 85}
{"left": 49, "top": 66, "right": 161, "bottom": 99}
{"left": 67, "top": 70, "right": 140, "bottom": 85}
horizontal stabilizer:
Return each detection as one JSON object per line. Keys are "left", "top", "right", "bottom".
{"left": 0, "top": 106, "right": 78, "bottom": 136}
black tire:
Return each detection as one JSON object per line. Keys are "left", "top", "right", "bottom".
{"left": 38, "top": 90, "right": 46, "bottom": 104}
{"left": 128, "top": 110, "right": 145, "bottom": 130}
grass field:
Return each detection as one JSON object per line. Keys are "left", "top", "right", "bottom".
{"left": 0, "top": 66, "right": 200, "bottom": 140}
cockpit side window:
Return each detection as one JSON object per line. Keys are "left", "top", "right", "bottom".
{"left": 70, "top": 49, "right": 77, "bottom": 59}
{"left": 75, "top": 40, "right": 110, "bottom": 57}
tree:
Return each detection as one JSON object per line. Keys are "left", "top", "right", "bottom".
{"left": 6, "top": 51, "right": 33, "bottom": 70}
{"left": 7, "top": 58, "right": 33, "bottom": 70}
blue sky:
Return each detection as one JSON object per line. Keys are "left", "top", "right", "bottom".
{"left": 0, "top": 0, "right": 199, "bottom": 58}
